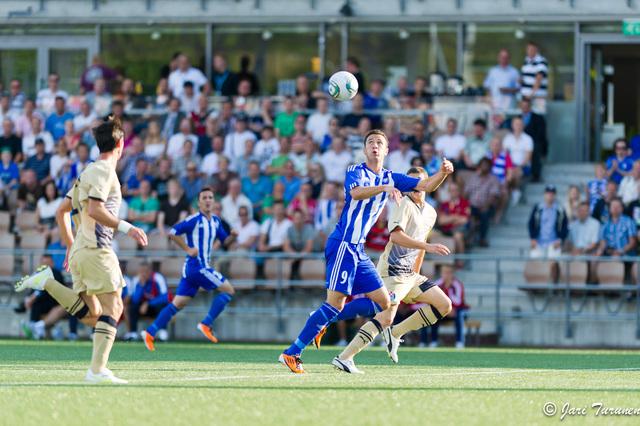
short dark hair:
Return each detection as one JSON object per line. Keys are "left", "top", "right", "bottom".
{"left": 92, "top": 116, "right": 124, "bottom": 153}
{"left": 406, "top": 166, "right": 428, "bottom": 179}
{"left": 111, "top": 100, "right": 124, "bottom": 109}
{"left": 473, "top": 118, "right": 487, "bottom": 128}
{"left": 183, "top": 81, "right": 194, "bottom": 88}
{"left": 346, "top": 56, "right": 360, "bottom": 68}
{"left": 198, "top": 187, "right": 215, "bottom": 200}
{"left": 479, "top": 157, "right": 493, "bottom": 168}
{"left": 272, "top": 200, "right": 286, "bottom": 209}
{"left": 363, "top": 129, "right": 388, "bottom": 146}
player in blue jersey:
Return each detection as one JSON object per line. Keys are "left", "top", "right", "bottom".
{"left": 279, "top": 129, "right": 453, "bottom": 373}
{"left": 142, "top": 187, "right": 238, "bottom": 351}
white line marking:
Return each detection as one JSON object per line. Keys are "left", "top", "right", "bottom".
{"left": 1, "top": 367, "right": 639, "bottom": 387}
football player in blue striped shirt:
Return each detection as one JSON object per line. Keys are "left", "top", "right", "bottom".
{"left": 142, "top": 187, "right": 238, "bottom": 351}
{"left": 279, "top": 129, "right": 453, "bottom": 373}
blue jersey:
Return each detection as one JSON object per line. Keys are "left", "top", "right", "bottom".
{"left": 130, "top": 271, "right": 172, "bottom": 306}
{"left": 169, "top": 211, "right": 228, "bottom": 269}
{"left": 329, "top": 163, "right": 420, "bottom": 244}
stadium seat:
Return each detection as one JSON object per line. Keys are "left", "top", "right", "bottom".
{"left": 115, "top": 233, "right": 140, "bottom": 252}
{"left": 596, "top": 262, "right": 625, "bottom": 286}
{"left": 14, "top": 212, "right": 36, "bottom": 233}
{"left": 524, "top": 260, "right": 552, "bottom": 283}
{"left": 159, "top": 257, "right": 185, "bottom": 281}
{"left": 142, "top": 234, "right": 170, "bottom": 262}
{"left": 560, "top": 261, "right": 588, "bottom": 286}
{"left": 21, "top": 233, "right": 47, "bottom": 275}
{"left": 0, "top": 232, "right": 15, "bottom": 250}
{"left": 0, "top": 211, "right": 11, "bottom": 233}
{"left": 227, "top": 258, "right": 257, "bottom": 281}
{"left": 0, "top": 254, "right": 15, "bottom": 280}
{"left": 298, "top": 259, "right": 325, "bottom": 281}
{"left": 264, "top": 258, "right": 291, "bottom": 281}
{"left": 427, "top": 234, "right": 455, "bottom": 265}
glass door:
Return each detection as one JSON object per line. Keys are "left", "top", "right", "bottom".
{"left": 0, "top": 49, "right": 38, "bottom": 98}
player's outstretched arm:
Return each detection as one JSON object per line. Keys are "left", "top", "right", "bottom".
{"left": 87, "top": 198, "right": 148, "bottom": 246}
{"left": 350, "top": 185, "right": 402, "bottom": 205}
{"left": 389, "top": 229, "right": 451, "bottom": 256}
{"left": 222, "top": 229, "right": 239, "bottom": 248}
{"left": 55, "top": 197, "right": 74, "bottom": 271}
{"left": 415, "top": 157, "right": 454, "bottom": 193}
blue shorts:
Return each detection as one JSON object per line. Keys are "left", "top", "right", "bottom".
{"left": 324, "top": 238, "right": 384, "bottom": 296}
{"left": 176, "top": 264, "right": 226, "bottom": 298}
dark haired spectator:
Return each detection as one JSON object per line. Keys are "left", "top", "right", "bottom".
{"left": 24, "top": 139, "right": 52, "bottom": 184}
{"left": 595, "top": 197, "right": 637, "bottom": 257}
{"left": 191, "top": 94, "right": 212, "bottom": 136}
{"left": 17, "top": 168, "right": 43, "bottom": 212}
{"left": 212, "top": 100, "right": 237, "bottom": 138}
{"left": 120, "top": 116, "right": 135, "bottom": 150}
{"left": 35, "top": 180, "right": 62, "bottom": 238}
{"left": 209, "top": 156, "right": 238, "bottom": 198}
{"left": 274, "top": 97, "right": 299, "bottom": 138}
{"left": 419, "top": 142, "right": 443, "bottom": 178}
{"left": 108, "top": 100, "right": 128, "bottom": 121}
{"left": 520, "top": 98, "right": 547, "bottom": 182}
{"left": 224, "top": 117, "right": 257, "bottom": 171}
{"left": 168, "top": 53, "right": 210, "bottom": 98}
{"left": 254, "top": 126, "right": 280, "bottom": 171}
{"left": 363, "top": 79, "right": 389, "bottom": 110}
{"left": 0, "top": 93, "right": 13, "bottom": 124}
{"left": 247, "top": 97, "right": 275, "bottom": 135}
{"left": 435, "top": 118, "right": 466, "bottom": 168}
{"left": 606, "top": 138, "right": 634, "bottom": 185}
{"left": 8, "top": 78, "right": 26, "bottom": 110}
{"left": 128, "top": 179, "right": 159, "bottom": 233}
{"left": 289, "top": 115, "right": 313, "bottom": 156}
{"left": 412, "top": 76, "right": 434, "bottom": 109}
{"left": 200, "top": 134, "right": 226, "bottom": 178}
{"left": 179, "top": 81, "right": 198, "bottom": 114}
{"left": 341, "top": 93, "right": 370, "bottom": 134}
{"left": 49, "top": 139, "right": 71, "bottom": 186}
{"left": 15, "top": 99, "right": 44, "bottom": 142}
{"left": 159, "top": 97, "right": 186, "bottom": 140}
{"left": 520, "top": 41, "right": 548, "bottom": 104}
{"left": 464, "top": 158, "right": 501, "bottom": 247}
{"left": 154, "top": 77, "right": 171, "bottom": 109}
{"left": 404, "top": 120, "right": 430, "bottom": 153}
{"left": 151, "top": 158, "right": 173, "bottom": 201}
{"left": 262, "top": 181, "right": 288, "bottom": 222}
{"left": 277, "top": 160, "right": 302, "bottom": 203}
{"left": 294, "top": 75, "right": 318, "bottom": 110}
{"left": 211, "top": 52, "right": 238, "bottom": 97}
{"left": 180, "top": 160, "right": 205, "bottom": 203}
{"left": 592, "top": 180, "right": 618, "bottom": 223}
{"left": 237, "top": 55, "right": 260, "bottom": 96}
{"left": 124, "top": 156, "right": 153, "bottom": 199}
{"left": 463, "top": 118, "right": 491, "bottom": 170}
{"left": 115, "top": 77, "right": 145, "bottom": 111}
{"left": 196, "top": 116, "right": 218, "bottom": 158}
{"left": 0, "top": 118, "right": 22, "bottom": 163}
{"left": 242, "top": 161, "right": 273, "bottom": 218}
{"left": 118, "top": 136, "right": 149, "bottom": 184}
{"left": 345, "top": 56, "right": 365, "bottom": 91}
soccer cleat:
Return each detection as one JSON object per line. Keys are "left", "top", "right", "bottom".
{"left": 382, "top": 326, "right": 403, "bottom": 364}
{"left": 197, "top": 323, "right": 218, "bottom": 343}
{"left": 279, "top": 353, "right": 307, "bottom": 374}
{"left": 85, "top": 368, "right": 128, "bottom": 384}
{"left": 14, "top": 266, "right": 53, "bottom": 292}
{"left": 314, "top": 326, "right": 327, "bottom": 349}
{"left": 141, "top": 330, "right": 155, "bottom": 351}
{"left": 22, "top": 321, "right": 34, "bottom": 340}
{"left": 332, "top": 356, "right": 364, "bottom": 374}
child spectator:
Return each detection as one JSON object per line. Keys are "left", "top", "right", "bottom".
{"left": 586, "top": 162, "right": 608, "bottom": 214}
{"left": 364, "top": 206, "right": 389, "bottom": 254}
{"left": 564, "top": 185, "right": 582, "bottom": 224}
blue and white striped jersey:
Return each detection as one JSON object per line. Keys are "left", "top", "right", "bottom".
{"left": 169, "top": 211, "right": 229, "bottom": 269}
{"left": 329, "top": 163, "right": 420, "bottom": 244}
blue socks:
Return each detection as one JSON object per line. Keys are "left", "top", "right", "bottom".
{"left": 334, "top": 298, "right": 380, "bottom": 322}
{"left": 202, "top": 293, "right": 233, "bottom": 327}
{"left": 148, "top": 303, "right": 179, "bottom": 337}
{"left": 284, "top": 302, "right": 339, "bottom": 356}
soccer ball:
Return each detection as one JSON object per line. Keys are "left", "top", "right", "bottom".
{"left": 328, "top": 71, "right": 359, "bottom": 101}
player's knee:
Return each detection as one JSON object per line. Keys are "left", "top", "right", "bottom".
{"left": 222, "top": 286, "right": 235, "bottom": 296}
{"left": 377, "top": 298, "right": 391, "bottom": 312}
{"left": 377, "top": 312, "right": 394, "bottom": 328}
{"left": 437, "top": 298, "right": 452, "bottom": 317}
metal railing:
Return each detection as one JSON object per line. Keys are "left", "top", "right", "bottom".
{"left": 2, "top": 249, "right": 638, "bottom": 340}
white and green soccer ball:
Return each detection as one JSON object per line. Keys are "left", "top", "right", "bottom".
{"left": 328, "top": 71, "right": 359, "bottom": 101}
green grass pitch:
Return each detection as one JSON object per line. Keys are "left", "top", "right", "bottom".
{"left": 1, "top": 339, "right": 639, "bottom": 425}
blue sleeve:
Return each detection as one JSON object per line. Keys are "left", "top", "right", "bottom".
{"left": 391, "top": 172, "right": 421, "bottom": 193}
{"left": 344, "top": 166, "right": 364, "bottom": 193}
{"left": 148, "top": 273, "right": 170, "bottom": 306}
{"left": 130, "top": 279, "right": 143, "bottom": 304}
{"left": 215, "top": 217, "right": 229, "bottom": 242}
{"left": 10, "top": 163, "right": 19, "bottom": 180}
{"left": 170, "top": 215, "right": 197, "bottom": 236}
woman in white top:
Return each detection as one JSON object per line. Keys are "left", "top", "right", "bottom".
{"left": 502, "top": 116, "right": 534, "bottom": 204}
{"left": 49, "top": 138, "right": 71, "bottom": 181}
{"left": 35, "top": 180, "right": 63, "bottom": 238}
{"left": 144, "top": 120, "right": 167, "bottom": 160}
{"left": 22, "top": 116, "right": 55, "bottom": 156}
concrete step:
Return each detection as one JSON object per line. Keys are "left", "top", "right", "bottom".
{"left": 488, "top": 224, "right": 529, "bottom": 237}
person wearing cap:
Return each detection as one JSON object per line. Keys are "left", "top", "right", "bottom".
{"left": 528, "top": 184, "right": 568, "bottom": 281}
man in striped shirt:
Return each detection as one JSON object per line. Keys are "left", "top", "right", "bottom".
{"left": 520, "top": 42, "right": 548, "bottom": 109}
{"left": 142, "top": 187, "right": 238, "bottom": 351}
{"left": 279, "top": 130, "right": 453, "bottom": 374}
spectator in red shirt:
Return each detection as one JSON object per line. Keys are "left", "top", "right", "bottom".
{"left": 429, "top": 264, "right": 469, "bottom": 349}
{"left": 287, "top": 182, "right": 317, "bottom": 224}
{"left": 438, "top": 182, "right": 471, "bottom": 269}
{"left": 364, "top": 206, "right": 390, "bottom": 253}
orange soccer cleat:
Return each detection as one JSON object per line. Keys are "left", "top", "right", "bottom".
{"left": 197, "top": 323, "right": 218, "bottom": 343}
{"left": 279, "top": 353, "right": 307, "bottom": 374}
{"left": 141, "top": 330, "right": 155, "bottom": 351}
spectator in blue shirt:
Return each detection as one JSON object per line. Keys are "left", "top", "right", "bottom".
{"left": 124, "top": 157, "right": 153, "bottom": 200}
{"left": 596, "top": 197, "right": 637, "bottom": 257}
{"left": 24, "top": 139, "right": 52, "bottom": 184}
{"left": 242, "top": 160, "right": 273, "bottom": 219}
{"left": 277, "top": 160, "right": 301, "bottom": 203}
{"left": 606, "top": 139, "right": 634, "bottom": 184}
{"left": 0, "top": 147, "right": 19, "bottom": 188}
{"left": 179, "top": 160, "right": 204, "bottom": 204}
{"left": 45, "top": 97, "right": 75, "bottom": 142}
